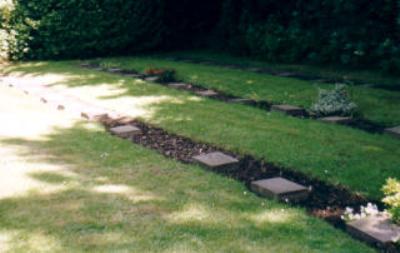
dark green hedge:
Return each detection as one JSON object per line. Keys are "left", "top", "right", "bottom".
{"left": 6, "top": 0, "right": 164, "bottom": 59}
{"left": 2, "top": 0, "right": 400, "bottom": 73}
{"left": 214, "top": 0, "right": 400, "bottom": 73}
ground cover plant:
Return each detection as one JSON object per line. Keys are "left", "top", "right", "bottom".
{"left": 311, "top": 84, "right": 358, "bottom": 117}
{"left": 0, "top": 83, "right": 375, "bottom": 253}
{"left": 2, "top": 61, "right": 400, "bottom": 201}
{"left": 93, "top": 56, "right": 400, "bottom": 126}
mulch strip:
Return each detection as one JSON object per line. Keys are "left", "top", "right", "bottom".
{"left": 100, "top": 115, "right": 397, "bottom": 251}
{"left": 101, "top": 116, "right": 375, "bottom": 224}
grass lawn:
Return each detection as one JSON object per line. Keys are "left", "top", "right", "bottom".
{"left": 95, "top": 55, "right": 400, "bottom": 127}
{"left": 0, "top": 84, "right": 374, "bottom": 252}
{"left": 162, "top": 50, "right": 400, "bottom": 89}
{"left": 2, "top": 61, "right": 400, "bottom": 201}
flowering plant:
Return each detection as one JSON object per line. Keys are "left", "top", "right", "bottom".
{"left": 341, "top": 203, "right": 382, "bottom": 222}
{"left": 382, "top": 178, "right": 400, "bottom": 224}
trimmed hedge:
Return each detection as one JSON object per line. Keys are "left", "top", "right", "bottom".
{"left": 215, "top": 0, "right": 400, "bottom": 73}
{"left": 2, "top": 0, "right": 400, "bottom": 73}
{"left": 5, "top": 0, "right": 164, "bottom": 59}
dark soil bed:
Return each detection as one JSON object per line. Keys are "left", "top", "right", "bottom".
{"left": 101, "top": 116, "right": 376, "bottom": 222}
{"left": 99, "top": 115, "right": 396, "bottom": 251}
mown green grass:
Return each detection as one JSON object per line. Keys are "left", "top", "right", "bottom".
{"left": 0, "top": 87, "right": 374, "bottom": 252}
{"left": 2, "top": 61, "right": 400, "bottom": 200}
{"left": 96, "top": 56, "right": 400, "bottom": 126}
{"left": 163, "top": 50, "right": 400, "bottom": 88}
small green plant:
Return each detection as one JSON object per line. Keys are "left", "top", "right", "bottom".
{"left": 311, "top": 84, "right": 358, "bottom": 117}
{"left": 145, "top": 68, "right": 176, "bottom": 83}
{"left": 382, "top": 178, "right": 400, "bottom": 224}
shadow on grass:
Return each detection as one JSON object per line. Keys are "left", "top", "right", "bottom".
{"left": 3, "top": 60, "right": 400, "bottom": 201}
{"left": 0, "top": 122, "right": 372, "bottom": 252}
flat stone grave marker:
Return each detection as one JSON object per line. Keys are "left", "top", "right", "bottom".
{"left": 271, "top": 104, "right": 306, "bottom": 116}
{"left": 92, "top": 67, "right": 103, "bottom": 71}
{"left": 110, "top": 125, "right": 142, "bottom": 138}
{"left": 80, "top": 63, "right": 91, "bottom": 68}
{"left": 201, "top": 61, "right": 215, "bottom": 65}
{"left": 276, "top": 72, "right": 297, "bottom": 77}
{"left": 224, "top": 65, "right": 240, "bottom": 69}
{"left": 107, "top": 68, "right": 123, "bottom": 73}
{"left": 250, "top": 177, "right": 310, "bottom": 202}
{"left": 167, "top": 83, "right": 189, "bottom": 89}
{"left": 144, "top": 76, "right": 160, "bottom": 82}
{"left": 347, "top": 214, "right": 400, "bottom": 246}
{"left": 228, "top": 98, "right": 253, "bottom": 105}
{"left": 81, "top": 111, "right": 108, "bottom": 121}
{"left": 122, "top": 73, "right": 143, "bottom": 78}
{"left": 385, "top": 126, "right": 400, "bottom": 139}
{"left": 248, "top": 67, "right": 263, "bottom": 72}
{"left": 319, "top": 116, "right": 353, "bottom": 124}
{"left": 195, "top": 90, "right": 218, "bottom": 97}
{"left": 193, "top": 152, "right": 239, "bottom": 171}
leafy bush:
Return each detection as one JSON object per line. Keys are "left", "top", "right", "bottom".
{"left": 2, "top": 0, "right": 400, "bottom": 74}
{"left": 311, "top": 84, "right": 358, "bottom": 117}
{"left": 382, "top": 178, "right": 400, "bottom": 224}
{"left": 215, "top": 0, "right": 400, "bottom": 73}
{"left": 144, "top": 68, "right": 176, "bottom": 83}
{"left": 6, "top": 0, "right": 164, "bottom": 59}
{"left": 0, "top": 1, "right": 14, "bottom": 60}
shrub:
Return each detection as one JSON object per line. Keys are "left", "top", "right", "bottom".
{"left": 6, "top": 0, "right": 164, "bottom": 59}
{"left": 144, "top": 68, "right": 176, "bottom": 83}
{"left": 0, "top": 1, "right": 14, "bottom": 60}
{"left": 382, "top": 178, "right": 400, "bottom": 224}
{"left": 215, "top": 0, "right": 400, "bottom": 72}
{"left": 311, "top": 84, "right": 358, "bottom": 117}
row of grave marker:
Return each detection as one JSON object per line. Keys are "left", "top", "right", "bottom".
{"left": 109, "top": 123, "right": 400, "bottom": 250}
{"left": 8, "top": 69, "right": 397, "bottom": 250}
{"left": 165, "top": 56, "right": 400, "bottom": 92}
{"left": 80, "top": 63, "right": 400, "bottom": 139}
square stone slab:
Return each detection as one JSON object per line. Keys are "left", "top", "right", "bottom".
{"left": 347, "top": 214, "right": 400, "bottom": 246}
{"left": 248, "top": 67, "right": 263, "bottom": 72}
{"left": 228, "top": 98, "right": 254, "bottom": 105}
{"left": 107, "top": 68, "right": 123, "bottom": 73}
{"left": 110, "top": 125, "right": 142, "bottom": 138}
{"left": 319, "top": 116, "right": 353, "bottom": 124}
{"left": 271, "top": 104, "right": 306, "bottom": 116}
{"left": 385, "top": 126, "right": 400, "bottom": 139}
{"left": 193, "top": 152, "right": 239, "bottom": 171}
{"left": 168, "top": 83, "right": 189, "bottom": 89}
{"left": 195, "top": 90, "right": 218, "bottom": 97}
{"left": 144, "top": 76, "right": 160, "bottom": 82}
{"left": 276, "top": 72, "right": 297, "bottom": 77}
{"left": 80, "top": 63, "right": 91, "bottom": 68}
{"left": 250, "top": 177, "right": 309, "bottom": 202}
{"left": 122, "top": 73, "right": 143, "bottom": 78}
{"left": 92, "top": 67, "right": 104, "bottom": 71}
{"left": 81, "top": 112, "right": 108, "bottom": 121}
